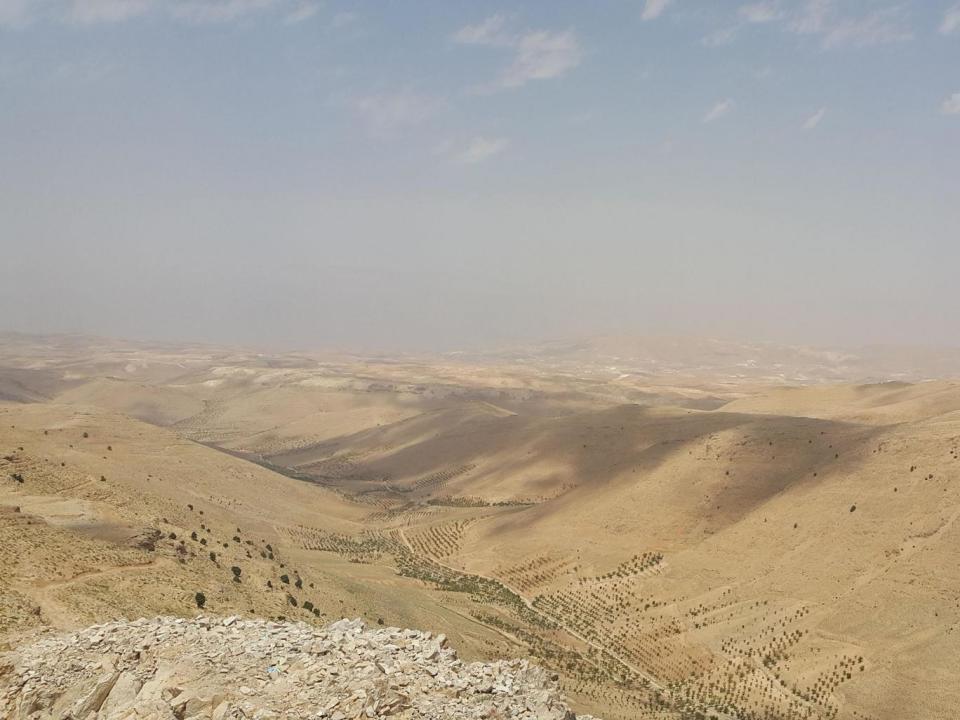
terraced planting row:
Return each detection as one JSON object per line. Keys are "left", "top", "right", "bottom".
{"left": 410, "top": 464, "right": 476, "bottom": 492}
{"left": 406, "top": 519, "right": 475, "bottom": 559}
{"left": 497, "top": 554, "right": 576, "bottom": 593}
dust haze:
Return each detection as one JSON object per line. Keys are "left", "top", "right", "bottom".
{"left": 2, "top": 2, "right": 960, "bottom": 719}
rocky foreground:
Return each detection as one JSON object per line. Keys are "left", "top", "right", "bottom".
{"left": 0, "top": 616, "right": 595, "bottom": 720}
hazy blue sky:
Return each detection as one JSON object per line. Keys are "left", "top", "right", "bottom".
{"left": 1, "top": 0, "right": 958, "bottom": 350}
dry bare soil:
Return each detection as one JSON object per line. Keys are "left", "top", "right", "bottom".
{"left": 1, "top": 332, "right": 959, "bottom": 720}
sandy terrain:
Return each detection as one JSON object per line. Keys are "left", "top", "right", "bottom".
{"left": 1, "top": 332, "right": 958, "bottom": 719}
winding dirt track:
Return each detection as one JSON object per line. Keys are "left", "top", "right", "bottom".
{"left": 23, "top": 558, "right": 174, "bottom": 630}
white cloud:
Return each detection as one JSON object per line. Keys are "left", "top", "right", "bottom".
{"left": 348, "top": 91, "right": 442, "bottom": 139}
{"left": 68, "top": 0, "right": 152, "bottom": 24}
{"left": 501, "top": 30, "right": 581, "bottom": 88}
{"left": 739, "top": 1, "right": 781, "bottom": 24}
{"left": 791, "top": 0, "right": 832, "bottom": 35}
{"left": 790, "top": 0, "right": 912, "bottom": 48}
{"left": 641, "top": 0, "right": 672, "bottom": 21}
{"left": 454, "top": 136, "right": 508, "bottom": 164}
{"left": 452, "top": 14, "right": 511, "bottom": 46}
{"left": 283, "top": 1, "right": 318, "bottom": 25}
{"left": 0, "top": 0, "right": 327, "bottom": 25}
{"left": 802, "top": 107, "right": 826, "bottom": 130}
{"left": 703, "top": 98, "right": 734, "bottom": 123}
{"left": 941, "top": 5, "right": 960, "bottom": 35}
{"left": 170, "top": 0, "right": 280, "bottom": 24}
{"left": 454, "top": 16, "right": 582, "bottom": 91}
{"left": 943, "top": 93, "right": 960, "bottom": 116}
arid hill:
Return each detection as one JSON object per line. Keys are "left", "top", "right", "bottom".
{"left": 1, "top": 333, "right": 958, "bottom": 720}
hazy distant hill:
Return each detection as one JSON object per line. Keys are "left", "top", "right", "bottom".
{"left": 455, "top": 335, "right": 960, "bottom": 384}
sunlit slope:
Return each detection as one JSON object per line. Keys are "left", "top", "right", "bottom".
{"left": 0, "top": 402, "right": 518, "bottom": 661}
{"left": 446, "top": 408, "right": 960, "bottom": 720}
{"left": 721, "top": 380, "right": 960, "bottom": 424}
{"left": 0, "top": 402, "right": 364, "bottom": 632}
{"left": 55, "top": 377, "right": 206, "bottom": 425}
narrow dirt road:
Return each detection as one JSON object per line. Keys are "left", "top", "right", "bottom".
{"left": 23, "top": 558, "right": 173, "bottom": 630}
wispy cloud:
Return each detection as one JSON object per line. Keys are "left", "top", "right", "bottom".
{"left": 451, "top": 13, "right": 511, "bottom": 46}
{"left": 802, "top": 107, "right": 826, "bottom": 130}
{"left": 453, "top": 15, "right": 582, "bottom": 91}
{"left": 703, "top": 98, "right": 734, "bottom": 123}
{"left": 170, "top": 0, "right": 280, "bottom": 24}
{"left": 790, "top": 0, "right": 912, "bottom": 48}
{"left": 1, "top": 0, "right": 319, "bottom": 26}
{"left": 941, "top": 5, "right": 960, "bottom": 35}
{"left": 68, "top": 0, "right": 152, "bottom": 24}
{"left": 501, "top": 30, "right": 581, "bottom": 88}
{"left": 348, "top": 91, "right": 443, "bottom": 139}
{"left": 454, "top": 137, "right": 509, "bottom": 164}
{"left": 641, "top": 0, "right": 672, "bottom": 21}
{"left": 283, "top": 1, "right": 318, "bottom": 25}
{"left": 943, "top": 93, "right": 960, "bottom": 116}
{"left": 739, "top": 1, "right": 781, "bottom": 24}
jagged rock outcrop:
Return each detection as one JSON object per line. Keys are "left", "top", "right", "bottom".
{"left": 0, "top": 616, "right": 595, "bottom": 719}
